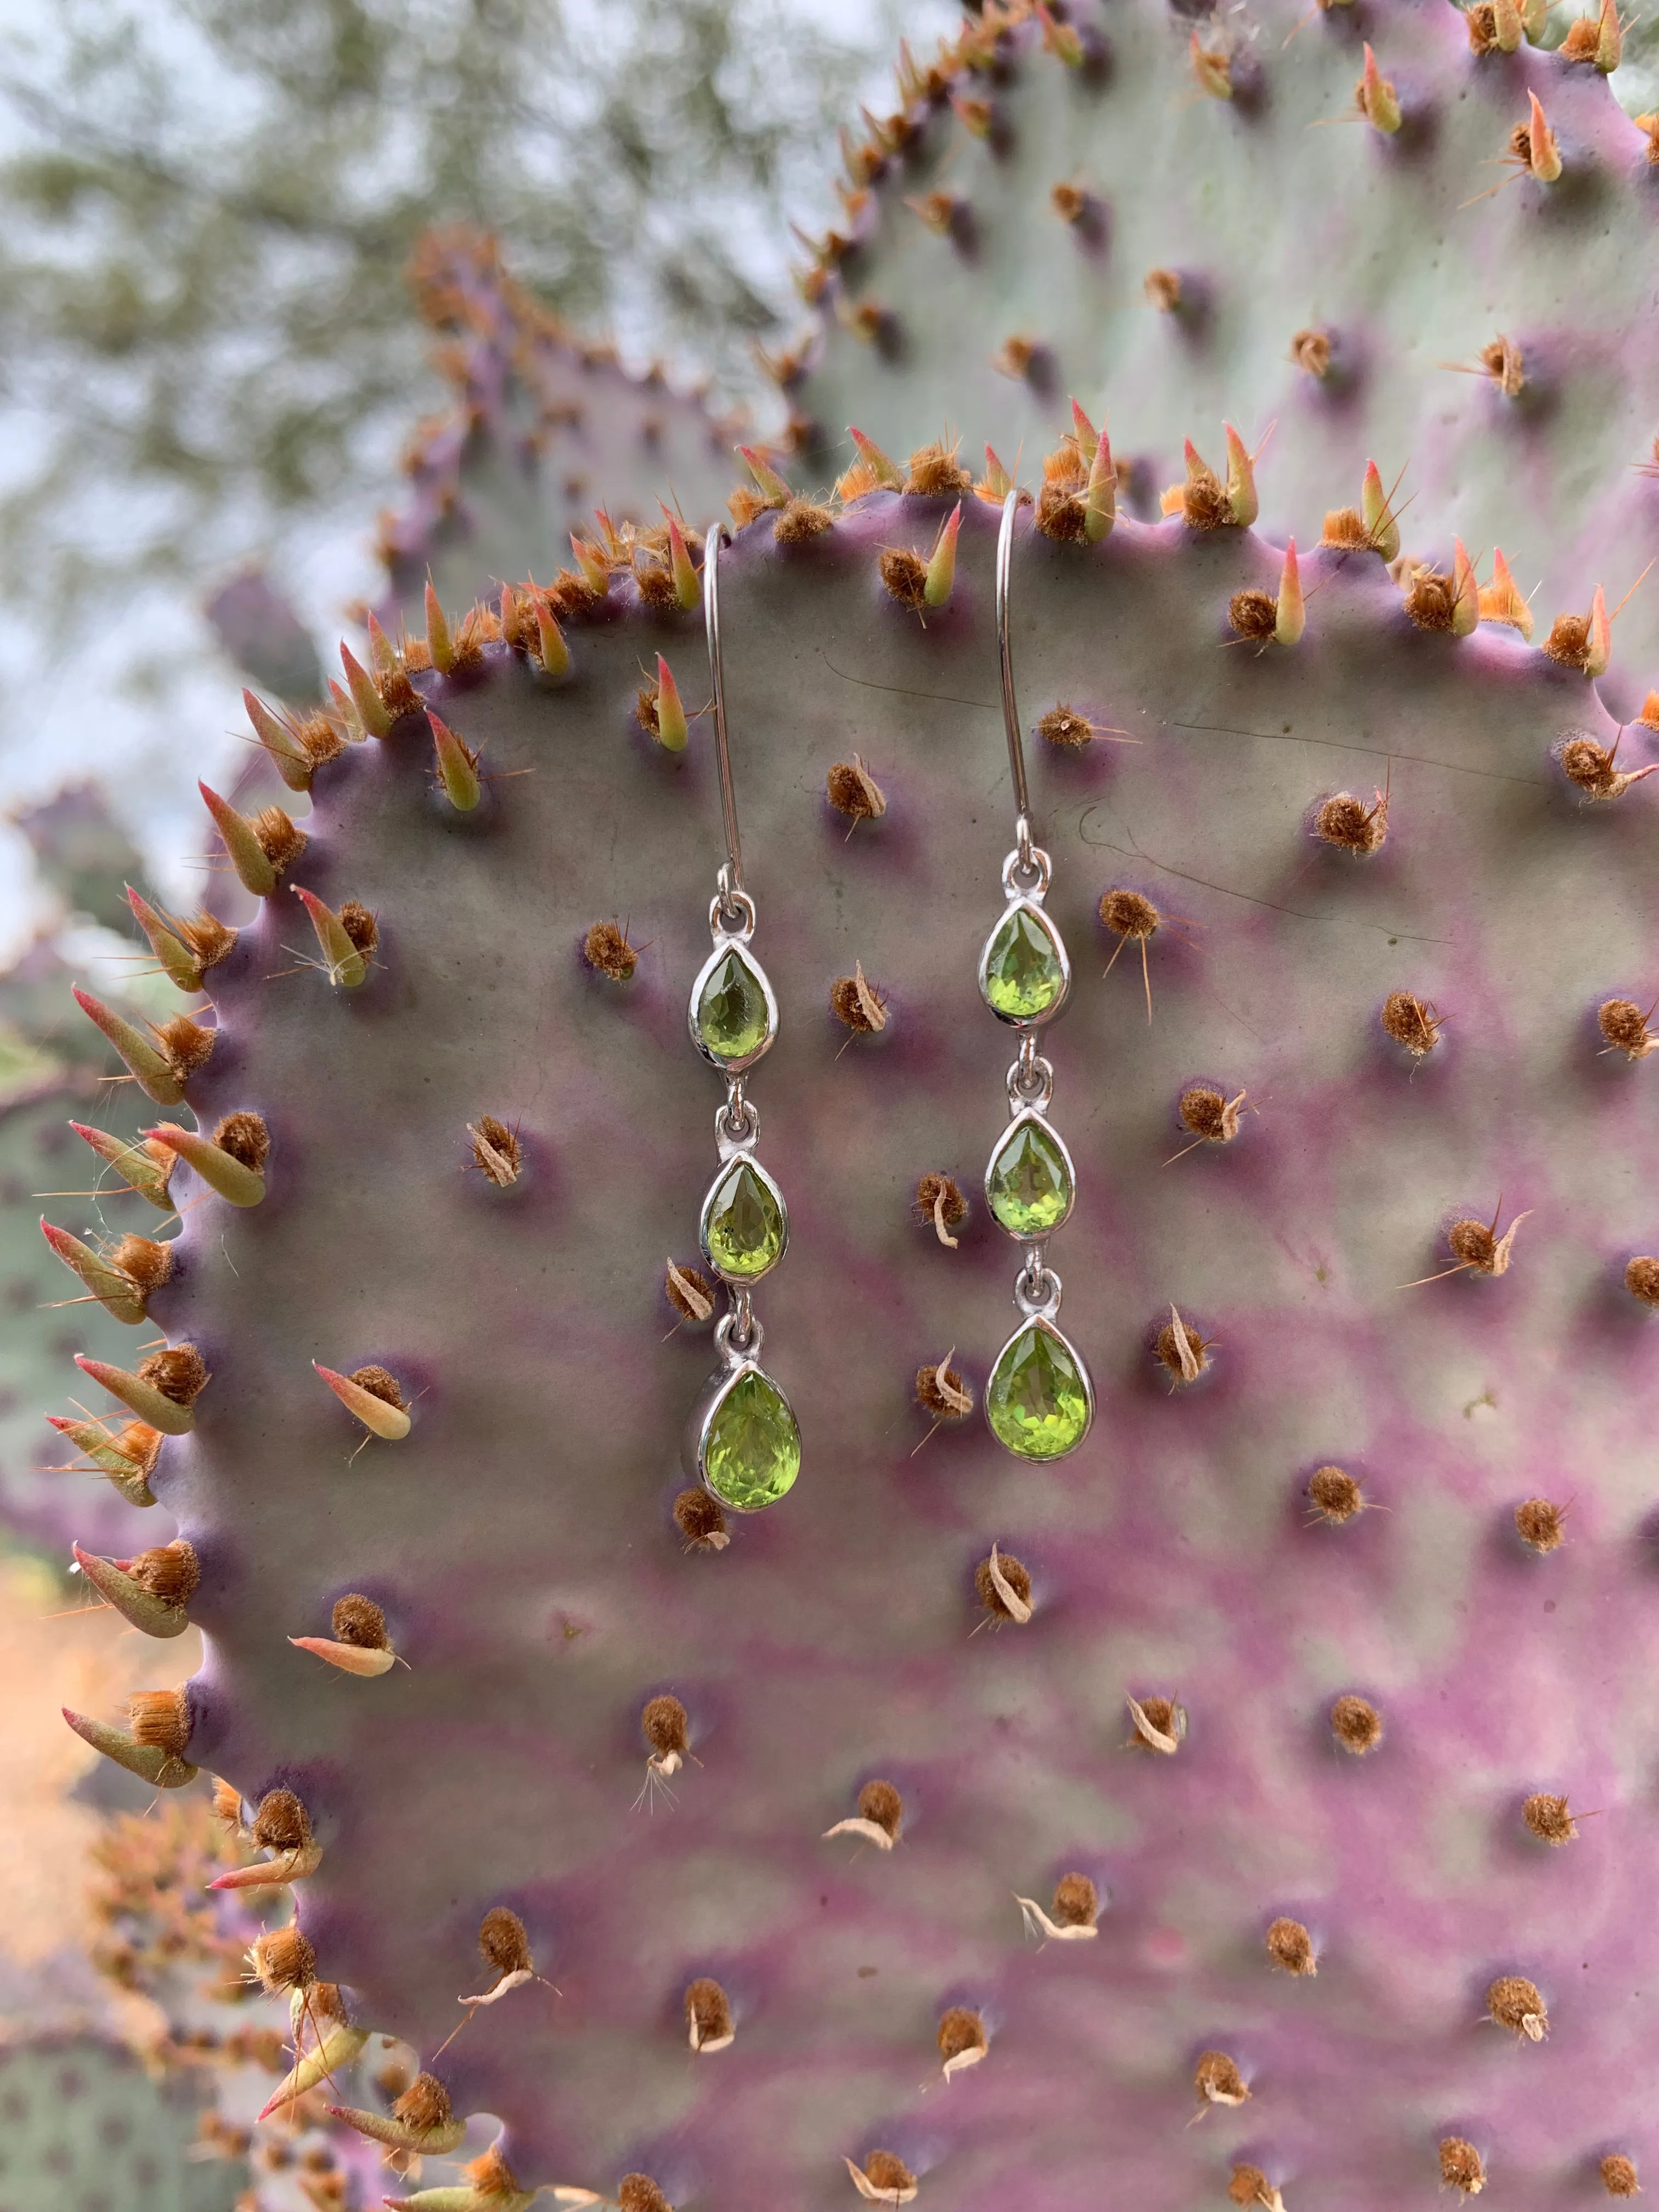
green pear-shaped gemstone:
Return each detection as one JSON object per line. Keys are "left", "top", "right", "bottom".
{"left": 703, "top": 1368, "right": 801, "bottom": 1510}
{"left": 986, "top": 1115, "right": 1075, "bottom": 1239}
{"left": 701, "top": 1158, "right": 787, "bottom": 1280}
{"left": 695, "top": 947, "right": 771, "bottom": 1063}
{"left": 985, "top": 1321, "right": 1091, "bottom": 1460}
{"left": 981, "top": 904, "right": 1067, "bottom": 1022}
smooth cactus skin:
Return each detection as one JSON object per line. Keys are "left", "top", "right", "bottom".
{"left": 380, "top": 230, "right": 742, "bottom": 625}
{"left": 101, "top": 492, "right": 1659, "bottom": 2207}
{"left": 792, "top": 0, "right": 1659, "bottom": 699}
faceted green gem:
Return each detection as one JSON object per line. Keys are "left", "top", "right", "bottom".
{"left": 701, "top": 1158, "right": 787, "bottom": 1280}
{"left": 986, "top": 1115, "right": 1075, "bottom": 1239}
{"left": 985, "top": 1321, "right": 1091, "bottom": 1460}
{"left": 703, "top": 1368, "right": 801, "bottom": 1510}
{"left": 981, "top": 904, "right": 1066, "bottom": 1022}
{"left": 695, "top": 947, "right": 771, "bottom": 1064}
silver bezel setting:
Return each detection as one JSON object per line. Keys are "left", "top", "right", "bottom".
{"left": 983, "top": 1106, "right": 1078, "bottom": 1243}
{"left": 984, "top": 1310, "right": 1095, "bottom": 1463}
{"left": 687, "top": 895, "right": 778, "bottom": 1075}
{"left": 683, "top": 1314, "right": 802, "bottom": 1511}
{"left": 698, "top": 1152, "right": 790, "bottom": 1285}
{"left": 977, "top": 890, "right": 1072, "bottom": 1030}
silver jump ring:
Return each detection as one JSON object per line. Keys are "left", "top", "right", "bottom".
{"left": 1007, "top": 1051, "right": 1054, "bottom": 1113}
{"left": 1002, "top": 844, "right": 1052, "bottom": 902}
{"left": 1014, "top": 1261, "right": 1063, "bottom": 1322}
{"left": 708, "top": 883, "right": 757, "bottom": 941}
{"left": 715, "top": 1304, "right": 762, "bottom": 1365}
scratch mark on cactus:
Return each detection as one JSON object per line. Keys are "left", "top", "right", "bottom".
{"left": 1169, "top": 719, "right": 1548, "bottom": 790}
{"left": 819, "top": 653, "right": 998, "bottom": 715}
{"left": 1079, "top": 807, "right": 1449, "bottom": 945}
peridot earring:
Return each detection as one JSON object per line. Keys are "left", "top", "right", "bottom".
{"left": 680, "top": 522, "right": 802, "bottom": 1512}
{"left": 980, "top": 489, "right": 1094, "bottom": 1462}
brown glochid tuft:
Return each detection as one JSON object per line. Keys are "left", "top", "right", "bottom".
{"left": 1314, "top": 789, "right": 1389, "bottom": 854}
{"left": 1405, "top": 567, "right": 1460, "bottom": 631}
{"left": 583, "top": 921, "right": 637, "bottom": 982}
{"left": 1229, "top": 588, "right": 1279, "bottom": 642}
{"left": 1601, "top": 2154, "right": 1640, "bottom": 2198}
{"left": 1514, "top": 1498, "right": 1566, "bottom": 1553}
{"left": 1307, "top": 1465, "right": 1363, "bottom": 1524}
{"left": 253, "top": 806, "right": 308, "bottom": 876}
{"left": 684, "top": 1976, "right": 733, "bottom": 2044}
{"left": 1330, "top": 1694, "right": 1382, "bottom": 1754}
{"left": 1144, "top": 267, "right": 1183, "bottom": 312}
{"left": 674, "top": 1488, "right": 729, "bottom": 1549}
{"left": 1266, "top": 1916, "right": 1317, "bottom": 1975}
{"left": 1051, "top": 1872, "right": 1098, "bottom": 1928}
{"left": 137, "top": 1345, "right": 210, "bottom": 1408}
{"left": 1051, "top": 182, "right": 1088, "bottom": 222}
{"left": 128, "top": 1687, "right": 191, "bottom": 1755}
{"left": 915, "top": 1173, "right": 967, "bottom": 1234}
{"left": 1099, "top": 888, "right": 1159, "bottom": 940}
{"left": 904, "top": 441, "right": 973, "bottom": 497}
{"left": 1625, "top": 1255, "right": 1659, "bottom": 1307}
{"left": 336, "top": 901, "right": 377, "bottom": 957}
{"left": 479, "top": 1906, "right": 532, "bottom": 1975}
{"left": 659, "top": 1262, "right": 715, "bottom": 1336}
{"left": 395, "top": 2073, "right": 454, "bottom": 2132}
{"left": 1480, "top": 334, "right": 1525, "bottom": 396}
{"left": 1487, "top": 1973, "right": 1547, "bottom": 2038}
{"left": 1599, "top": 998, "right": 1657, "bottom": 1059}
{"left": 878, "top": 547, "right": 928, "bottom": 610}
{"left": 1322, "top": 506, "right": 1371, "bottom": 551}
{"left": 331, "top": 1593, "right": 388, "bottom": 1648}
{"left": 1229, "top": 2167, "right": 1274, "bottom": 2209}
{"left": 253, "top": 1926, "right": 316, "bottom": 1993}
{"left": 1290, "top": 327, "right": 1332, "bottom": 378}
{"left": 915, "top": 1359, "right": 972, "bottom": 1420}
{"left": 826, "top": 757, "right": 887, "bottom": 821}
{"left": 109, "top": 1235, "right": 173, "bottom": 1296}
{"left": 856, "top": 1779, "right": 902, "bottom": 1841}
{"left": 349, "top": 1365, "right": 406, "bottom": 1410}
{"left": 1128, "top": 1695, "right": 1185, "bottom": 1748}
{"left": 1382, "top": 991, "right": 1443, "bottom": 1055}
{"left": 157, "top": 1014, "right": 216, "bottom": 1078}
{"left": 213, "top": 1111, "right": 270, "bottom": 1172}
{"left": 864, "top": 2151, "right": 917, "bottom": 2196}
{"left": 974, "top": 1550, "right": 1031, "bottom": 1617}
{"left": 642, "top": 1694, "right": 689, "bottom": 1758}
{"left": 1037, "top": 704, "right": 1094, "bottom": 749}
{"left": 1522, "top": 1791, "right": 1576, "bottom": 1845}
{"left": 176, "top": 911, "right": 238, "bottom": 972}
{"left": 774, "top": 497, "right": 836, "bottom": 544}
{"left": 831, "top": 968, "right": 888, "bottom": 1033}
{"left": 1543, "top": 610, "right": 1594, "bottom": 672}
{"left": 936, "top": 2006, "right": 985, "bottom": 2063}
{"left": 1177, "top": 1085, "right": 1242, "bottom": 1143}
{"left": 1178, "top": 460, "right": 1232, "bottom": 531}
{"left": 1194, "top": 2050, "right": 1249, "bottom": 2105}
{"left": 1155, "top": 1313, "right": 1212, "bottom": 1385}
{"left": 470, "top": 1114, "right": 522, "bottom": 1187}
{"left": 115, "top": 1423, "right": 163, "bottom": 1477}
{"left": 252, "top": 1788, "right": 311, "bottom": 1853}
{"left": 618, "top": 2179, "right": 672, "bottom": 2212}
{"left": 128, "top": 1541, "right": 200, "bottom": 1604}
{"left": 1440, "top": 2137, "right": 1485, "bottom": 2195}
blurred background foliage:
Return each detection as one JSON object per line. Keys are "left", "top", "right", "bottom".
{"left": 0, "top": 0, "right": 954, "bottom": 934}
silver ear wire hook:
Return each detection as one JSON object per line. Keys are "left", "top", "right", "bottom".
{"left": 702, "top": 521, "right": 745, "bottom": 913}
{"left": 995, "top": 487, "right": 1035, "bottom": 873}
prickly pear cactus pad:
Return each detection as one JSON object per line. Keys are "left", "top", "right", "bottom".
{"left": 789, "top": 0, "right": 1659, "bottom": 699}
{"left": 66, "top": 490, "right": 1659, "bottom": 2210}
{"left": 381, "top": 230, "right": 743, "bottom": 627}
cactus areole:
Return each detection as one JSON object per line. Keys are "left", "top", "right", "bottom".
{"left": 46, "top": 2, "right": 1659, "bottom": 2207}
